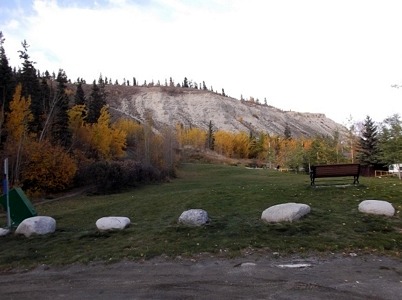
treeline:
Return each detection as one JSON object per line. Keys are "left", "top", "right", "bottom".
{"left": 178, "top": 113, "right": 402, "bottom": 176}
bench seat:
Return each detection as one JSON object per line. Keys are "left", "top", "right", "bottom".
{"left": 310, "top": 164, "right": 360, "bottom": 186}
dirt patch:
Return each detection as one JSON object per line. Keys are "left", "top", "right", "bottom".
{"left": 0, "top": 253, "right": 401, "bottom": 299}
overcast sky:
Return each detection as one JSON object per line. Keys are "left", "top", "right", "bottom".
{"left": 1, "top": 0, "right": 401, "bottom": 125}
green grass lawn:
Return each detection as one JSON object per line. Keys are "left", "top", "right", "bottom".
{"left": 0, "top": 163, "right": 401, "bottom": 270}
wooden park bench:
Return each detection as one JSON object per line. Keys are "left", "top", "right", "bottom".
{"left": 310, "top": 163, "right": 360, "bottom": 186}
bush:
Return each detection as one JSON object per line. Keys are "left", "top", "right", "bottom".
{"left": 20, "top": 140, "right": 77, "bottom": 197}
{"left": 76, "top": 160, "right": 166, "bottom": 194}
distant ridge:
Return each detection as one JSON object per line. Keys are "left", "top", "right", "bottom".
{"left": 91, "top": 85, "right": 345, "bottom": 138}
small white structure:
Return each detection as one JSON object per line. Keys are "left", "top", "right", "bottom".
{"left": 261, "top": 203, "right": 311, "bottom": 223}
{"left": 178, "top": 209, "right": 209, "bottom": 226}
{"left": 15, "top": 216, "right": 56, "bottom": 237}
{"left": 96, "top": 216, "right": 131, "bottom": 231}
{"left": 388, "top": 163, "right": 402, "bottom": 174}
{"left": 358, "top": 200, "right": 395, "bottom": 217}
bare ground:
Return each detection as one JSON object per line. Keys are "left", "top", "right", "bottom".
{"left": 0, "top": 253, "right": 401, "bottom": 300}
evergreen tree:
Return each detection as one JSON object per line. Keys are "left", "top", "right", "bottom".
{"left": 206, "top": 120, "right": 215, "bottom": 150}
{"left": 0, "top": 31, "right": 16, "bottom": 143}
{"left": 222, "top": 88, "right": 225, "bottom": 96}
{"left": 0, "top": 32, "right": 15, "bottom": 110}
{"left": 50, "top": 69, "right": 71, "bottom": 148}
{"left": 202, "top": 81, "right": 207, "bottom": 90}
{"left": 357, "top": 115, "right": 380, "bottom": 166}
{"left": 284, "top": 123, "right": 292, "bottom": 140}
{"left": 39, "top": 77, "right": 51, "bottom": 115}
{"left": 87, "top": 80, "right": 106, "bottom": 124}
{"left": 378, "top": 114, "right": 402, "bottom": 168}
{"left": 17, "top": 40, "right": 42, "bottom": 133}
{"left": 74, "top": 82, "right": 86, "bottom": 106}
{"left": 183, "top": 77, "right": 189, "bottom": 88}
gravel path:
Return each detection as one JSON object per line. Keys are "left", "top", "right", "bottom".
{"left": 0, "top": 253, "right": 401, "bottom": 299}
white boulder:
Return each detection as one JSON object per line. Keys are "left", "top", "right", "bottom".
{"left": 96, "top": 216, "right": 131, "bottom": 231}
{"left": 15, "top": 216, "right": 56, "bottom": 237}
{"left": 179, "top": 209, "right": 209, "bottom": 226}
{"left": 261, "top": 203, "right": 311, "bottom": 223}
{"left": 0, "top": 228, "right": 10, "bottom": 236}
{"left": 358, "top": 200, "right": 395, "bottom": 217}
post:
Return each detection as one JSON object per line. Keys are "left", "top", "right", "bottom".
{"left": 4, "top": 158, "right": 11, "bottom": 228}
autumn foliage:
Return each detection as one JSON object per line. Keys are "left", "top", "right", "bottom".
{"left": 1, "top": 82, "right": 350, "bottom": 197}
{"left": 20, "top": 139, "right": 77, "bottom": 196}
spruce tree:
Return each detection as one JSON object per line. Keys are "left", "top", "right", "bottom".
{"left": 284, "top": 123, "right": 292, "bottom": 140}
{"left": 0, "top": 31, "right": 15, "bottom": 111}
{"left": 39, "top": 77, "right": 51, "bottom": 115}
{"left": 87, "top": 80, "right": 106, "bottom": 124}
{"left": 18, "top": 40, "right": 43, "bottom": 133}
{"left": 50, "top": 69, "right": 71, "bottom": 148}
{"left": 74, "top": 82, "right": 86, "bottom": 105}
{"left": 183, "top": 77, "right": 189, "bottom": 88}
{"left": 357, "top": 115, "right": 380, "bottom": 166}
{"left": 207, "top": 120, "right": 215, "bottom": 150}
{"left": 0, "top": 31, "right": 16, "bottom": 144}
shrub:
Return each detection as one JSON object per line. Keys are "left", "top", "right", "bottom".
{"left": 76, "top": 160, "right": 165, "bottom": 194}
{"left": 20, "top": 140, "right": 77, "bottom": 197}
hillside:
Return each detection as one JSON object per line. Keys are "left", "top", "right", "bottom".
{"left": 91, "top": 85, "right": 345, "bottom": 138}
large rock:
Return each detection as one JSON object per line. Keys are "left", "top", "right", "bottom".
{"left": 261, "top": 203, "right": 311, "bottom": 223}
{"left": 0, "top": 228, "right": 10, "bottom": 236}
{"left": 358, "top": 200, "right": 395, "bottom": 217}
{"left": 178, "top": 209, "right": 209, "bottom": 226}
{"left": 15, "top": 216, "right": 56, "bottom": 237}
{"left": 96, "top": 216, "right": 131, "bottom": 231}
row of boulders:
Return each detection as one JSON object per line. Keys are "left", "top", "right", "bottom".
{"left": 260, "top": 199, "right": 396, "bottom": 223}
{"left": 180, "top": 199, "right": 396, "bottom": 226}
{"left": 0, "top": 199, "right": 396, "bottom": 237}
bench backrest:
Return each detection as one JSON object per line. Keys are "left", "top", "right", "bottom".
{"left": 311, "top": 164, "right": 360, "bottom": 178}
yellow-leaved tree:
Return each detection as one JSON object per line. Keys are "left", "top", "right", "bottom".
{"left": 113, "top": 118, "right": 143, "bottom": 147}
{"left": 176, "top": 125, "right": 207, "bottom": 149}
{"left": 88, "top": 106, "right": 127, "bottom": 160}
{"left": 4, "top": 84, "right": 77, "bottom": 196}
{"left": 4, "top": 83, "right": 33, "bottom": 185}
{"left": 232, "top": 131, "right": 250, "bottom": 158}
{"left": 68, "top": 105, "right": 127, "bottom": 160}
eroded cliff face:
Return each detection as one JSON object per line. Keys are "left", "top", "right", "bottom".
{"left": 104, "top": 85, "right": 345, "bottom": 138}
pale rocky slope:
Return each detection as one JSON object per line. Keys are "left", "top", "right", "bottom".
{"left": 105, "top": 85, "right": 345, "bottom": 138}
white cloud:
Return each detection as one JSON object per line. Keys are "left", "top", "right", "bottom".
{"left": 1, "top": 0, "right": 402, "bottom": 124}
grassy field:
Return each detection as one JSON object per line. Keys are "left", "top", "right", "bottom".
{"left": 0, "top": 163, "right": 401, "bottom": 270}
